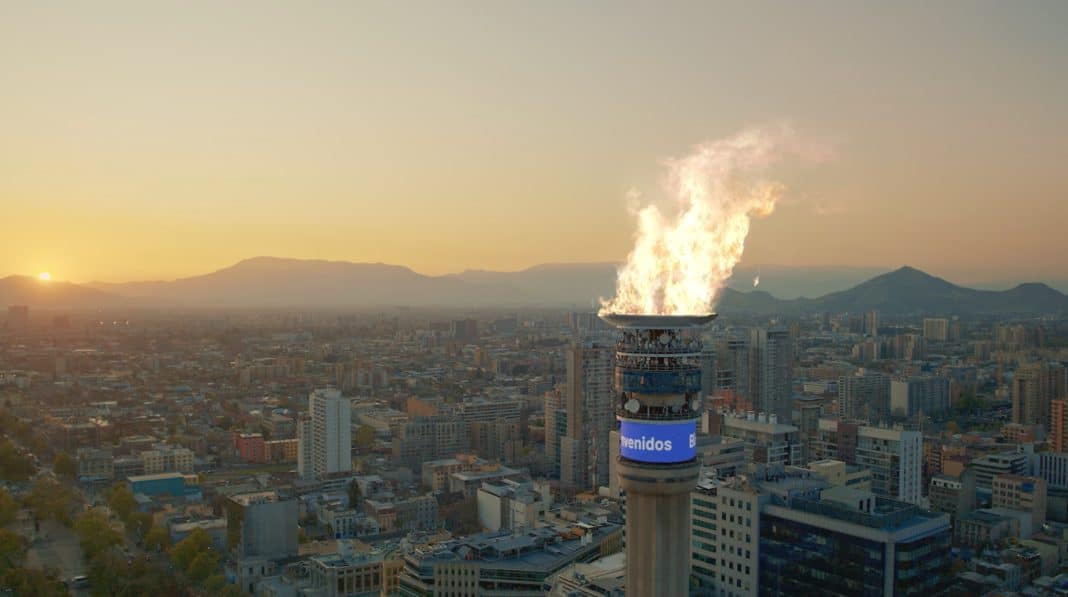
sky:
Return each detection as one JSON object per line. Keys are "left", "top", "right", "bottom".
{"left": 1, "top": 1, "right": 1066, "bottom": 284}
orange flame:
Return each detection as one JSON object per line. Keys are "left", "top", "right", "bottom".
{"left": 601, "top": 125, "right": 816, "bottom": 316}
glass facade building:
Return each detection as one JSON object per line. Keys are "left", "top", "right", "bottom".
{"left": 759, "top": 493, "right": 951, "bottom": 596}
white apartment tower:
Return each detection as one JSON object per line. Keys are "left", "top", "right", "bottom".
{"left": 308, "top": 388, "right": 352, "bottom": 480}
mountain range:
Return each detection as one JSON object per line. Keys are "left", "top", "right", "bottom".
{"left": 1, "top": 257, "right": 1066, "bottom": 315}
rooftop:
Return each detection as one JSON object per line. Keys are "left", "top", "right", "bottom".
{"left": 128, "top": 472, "right": 185, "bottom": 483}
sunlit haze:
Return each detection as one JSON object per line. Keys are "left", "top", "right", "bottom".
{"left": 2, "top": 1, "right": 1067, "bottom": 285}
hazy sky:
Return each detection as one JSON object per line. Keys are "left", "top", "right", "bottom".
{"left": 2, "top": 1, "right": 1066, "bottom": 284}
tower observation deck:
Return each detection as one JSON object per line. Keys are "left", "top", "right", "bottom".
{"left": 600, "top": 313, "right": 715, "bottom": 597}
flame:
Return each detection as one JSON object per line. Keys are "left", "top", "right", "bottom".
{"left": 753, "top": 275, "right": 760, "bottom": 288}
{"left": 601, "top": 125, "right": 817, "bottom": 316}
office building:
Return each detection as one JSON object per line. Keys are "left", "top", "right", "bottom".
{"left": 1013, "top": 362, "right": 1067, "bottom": 429}
{"left": 602, "top": 313, "right": 708, "bottom": 597}
{"left": 890, "top": 376, "right": 951, "bottom": 418}
{"left": 864, "top": 310, "right": 879, "bottom": 337}
{"left": 923, "top": 318, "right": 949, "bottom": 342}
{"left": 140, "top": 444, "right": 195, "bottom": 474}
{"left": 716, "top": 333, "right": 752, "bottom": 403}
{"left": 544, "top": 388, "right": 566, "bottom": 478}
{"left": 392, "top": 416, "right": 469, "bottom": 471}
{"left": 476, "top": 479, "right": 550, "bottom": 532}
{"left": 306, "top": 542, "right": 397, "bottom": 597}
{"left": 992, "top": 474, "right": 1047, "bottom": 530}
{"left": 814, "top": 419, "right": 923, "bottom": 504}
{"left": 691, "top": 475, "right": 763, "bottom": 595}
{"left": 1052, "top": 399, "right": 1068, "bottom": 452}
{"left": 225, "top": 491, "right": 299, "bottom": 559}
{"left": 750, "top": 327, "right": 794, "bottom": 421}
{"left": 560, "top": 341, "right": 614, "bottom": 490}
{"left": 450, "top": 318, "right": 478, "bottom": 341}
{"left": 397, "top": 522, "right": 623, "bottom": 596}
{"left": 969, "top": 451, "right": 1031, "bottom": 496}
{"left": 760, "top": 486, "right": 952, "bottom": 596}
{"left": 717, "top": 410, "right": 804, "bottom": 467}
{"left": 838, "top": 371, "right": 890, "bottom": 423}
{"left": 297, "top": 413, "right": 313, "bottom": 480}
{"left": 928, "top": 470, "right": 977, "bottom": 523}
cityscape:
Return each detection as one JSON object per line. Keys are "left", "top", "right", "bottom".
{"left": 3, "top": 2, "right": 1068, "bottom": 597}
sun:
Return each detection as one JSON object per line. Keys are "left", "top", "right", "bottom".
{"left": 38, "top": 272, "right": 51, "bottom": 281}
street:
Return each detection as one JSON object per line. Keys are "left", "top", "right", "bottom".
{"left": 22, "top": 518, "right": 88, "bottom": 596}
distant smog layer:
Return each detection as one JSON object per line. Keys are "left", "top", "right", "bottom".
{"left": 1, "top": 258, "right": 1067, "bottom": 314}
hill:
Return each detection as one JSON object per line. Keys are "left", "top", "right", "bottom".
{"left": 0, "top": 276, "right": 124, "bottom": 308}
{"left": 5, "top": 260, "right": 1064, "bottom": 314}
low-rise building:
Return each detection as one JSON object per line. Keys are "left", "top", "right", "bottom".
{"left": 397, "top": 521, "right": 623, "bottom": 596}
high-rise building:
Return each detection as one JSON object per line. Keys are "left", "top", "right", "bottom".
{"left": 391, "top": 416, "right": 469, "bottom": 471}
{"left": 691, "top": 475, "right": 762, "bottom": 595}
{"left": 838, "top": 370, "right": 890, "bottom": 423}
{"left": 716, "top": 333, "right": 751, "bottom": 402}
{"left": 814, "top": 419, "right": 923, "bottom": 504}
{"left": 923, "top": 318, "right": 950, "bottom": 342}
{"left": 750, "top": 327, "right": 794, "bottom": 420}
{"left": 864, "top": 309, "right": 879, "bottom": 337}
{"left": 890, "top": 376, "right": 951, "bottom": 418}
{"left": 450, "top": 318, "right": 478, "bottom": 341}
{"left": 602, "top": 313, "right": 709, "bottom": 597}
{"left": 716, "top": 410, "right": 804, "bottom": 467}
{"left": 1012, "top": 362, "right": 1066, "bottom": 428}
{"left": 1051, "top": 399, "right": 1068, "bottom": 452}
{"left": 543, "top": 388, "right": 566, "bottom": 478}
{"left": 307, "top": 389, "right": 352, "bottom": 480}
{"left": 560, "top": 341, "right": 614, "bottom": 490}
{"left": 297, "top": 413, "right": 313, "bottom": 480}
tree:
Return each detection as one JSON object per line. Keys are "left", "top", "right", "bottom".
{"left": 0, "top": 439, "right": 35, "bottom": 482}
{"left": 26, "top": 478, "right": 76, "bottom": 526}
{"left": 171, "top": 528, "right": 212, "bottom": 572}
{"left": 0, "top": 567, "right": 67, "bottom": 596}
{"left": 106, "top": 484, "right": 136, "bottom": 523}
{"left": 0, "top": 487, "right": 17, "bottom": 527}
{"left": 125, "top": 511, "right": 153, "bottom": 542}
{"left": 204, "top": 574, "right": 227, "bottom": 592}
{"left": 0, "top": 529, "right": 28, "bottom": 572}
{"left": 143, "top": 525, "right": 170, "bottom": 553}
{"left": 218, "top": 584, "right": 244, "bottom": 597}
{"left": 73, "top": 510, "right": 122, "bottom": 560}
{"left": 186, "top": 550, "right": 219, "bottom": 583}
{"left": 53, "top": 452, "right": 76, "bottom": 479}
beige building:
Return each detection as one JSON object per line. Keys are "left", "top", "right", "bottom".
{"left": 140, "top": 444, "right": 194, "bottom": 474}
{"left": 806, "top": 459, "right": 872, "bottom": 491}
{"left": 992, "top": 474, "right": 1047, "bottom": 530}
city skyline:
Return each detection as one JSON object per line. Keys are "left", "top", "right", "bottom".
{"left": 3, "top": 1, "right": 1067, "bottom": 283}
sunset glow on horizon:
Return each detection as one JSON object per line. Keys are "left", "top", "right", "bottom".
{"left": 2, "top": 2, "right": 1067, "bottom": 286}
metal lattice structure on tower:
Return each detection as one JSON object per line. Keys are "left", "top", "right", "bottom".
{"left": 600, "top": 313, "right": 715, "bottom": 597}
